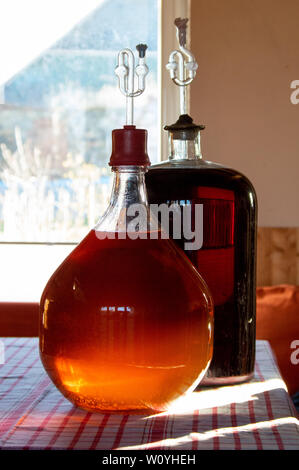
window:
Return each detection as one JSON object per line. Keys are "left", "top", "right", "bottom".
{"left": 0, "top": 0, "right": 158, "bottom": 244}
{"left": 0, "top": 0, "right": 190, "bottom": 301}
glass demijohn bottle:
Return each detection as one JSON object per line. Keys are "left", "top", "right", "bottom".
{"left": 39, "top": 44, "right": 213, "bottom": 412}
{"left": 146, "top": 19, "right": 257, "bottom": 385}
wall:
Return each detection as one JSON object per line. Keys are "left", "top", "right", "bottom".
{"left": 190, "top": 0, "right": 299, "bottom": 227}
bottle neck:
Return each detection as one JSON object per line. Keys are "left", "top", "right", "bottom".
{"left": 95, "top": 166, "right": 149, "bottom": 233}
{"left": 169, "top": 132, "right": 203, "bottom": 161}
{"left": 110, "top": 166, "right": 148, "bottom": 207}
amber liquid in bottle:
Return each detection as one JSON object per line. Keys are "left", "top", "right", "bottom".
{"left": 146, "top": 133, "right": 257, "bottom": 384}
{"left": 40, "top": 229, "right": 213, "bottom": 411}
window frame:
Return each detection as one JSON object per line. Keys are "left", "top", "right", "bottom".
{"left": 159, "top": 0, "right": 191, "bottom": 160}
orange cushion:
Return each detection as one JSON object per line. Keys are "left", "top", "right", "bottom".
{"left": 256, "top": 285, "right": 299, "bottom": 395}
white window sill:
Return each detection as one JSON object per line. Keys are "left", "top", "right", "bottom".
{"left": 0, "top": 243, "right": 76, "bottom": 302}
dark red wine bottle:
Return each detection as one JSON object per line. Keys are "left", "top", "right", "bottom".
{"left": 146, "top": 114, "right": 257, "bottom": 385}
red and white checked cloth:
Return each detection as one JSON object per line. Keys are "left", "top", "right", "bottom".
{"left": 0, "top": 338, "right": 298, "bottom": 450}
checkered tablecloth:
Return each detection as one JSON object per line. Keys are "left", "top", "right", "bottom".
{"left": 0, "top": 338, "right": 298, "bottom": 450}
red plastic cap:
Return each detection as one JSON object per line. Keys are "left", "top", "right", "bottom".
{"left": 109, "top": 125, "right": 150, "bottom": 166}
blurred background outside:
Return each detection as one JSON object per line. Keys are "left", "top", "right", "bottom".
{"left": 0, "top": 0, "right": 158, "bottom": 301}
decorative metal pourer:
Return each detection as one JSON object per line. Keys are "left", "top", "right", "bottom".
{"left": 166, "top": 18, "right": 198, "bottom": 115}
{"left": 115, "top": 44, "right": 149, "bottom": 126}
